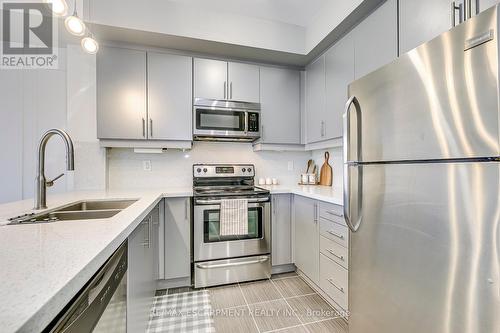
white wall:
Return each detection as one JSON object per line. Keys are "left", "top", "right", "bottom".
{"left": 0, "top": 43, "right": 106, "bottom": 204}
{"left": 305, "top": 0, "right": 363, "bottom": 52}
{"left": 87, "top": 0, "right": 306, "bottom": 55}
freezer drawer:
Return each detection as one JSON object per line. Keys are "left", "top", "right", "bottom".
{"left": 320, "top": 253, "right": 348, "bottom": 310}
{"left": 320, "top": 235, "right": 348, "bottom": 269}
{"left": 194, "top": 255, "right": 271, "bottom": 288}
{"left": 320, "top": 218, "right": 349, "bottom": 248}
{"left": 319, "top": 202, "right": 345, "bottom": 226}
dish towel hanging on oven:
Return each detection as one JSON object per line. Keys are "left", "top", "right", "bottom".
{"left": 220, "top": 199, "right": 248, "bottom": 236}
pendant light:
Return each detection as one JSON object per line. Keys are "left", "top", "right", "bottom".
{"left": 44, "top": 0, "right": 68, "bottom": 16}
{"left": 81, "top": 33, "right": 99, "bottom": 54}
{"left": 64, "top": 0, "right": 86, "bottom": 36}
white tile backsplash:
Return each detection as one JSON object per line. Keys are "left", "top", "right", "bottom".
{"left": 311, "top": 147, "right": 343, "bottom": 188}
{"left": 107, "top": 142, "right": 312, "bottom": 190}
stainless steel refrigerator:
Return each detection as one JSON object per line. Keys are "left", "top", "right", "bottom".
{"left": 343, "top": 6, "right": 499, "bottom": 333}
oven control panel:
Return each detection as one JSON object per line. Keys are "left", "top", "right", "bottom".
{"left": 193, "top": 164, "right": 255, "bottom": 177}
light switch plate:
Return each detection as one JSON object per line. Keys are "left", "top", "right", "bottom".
{"left": 143, "top": 160, "right": 152, "bottom": 171}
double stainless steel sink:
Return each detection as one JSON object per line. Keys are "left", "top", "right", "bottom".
{"left": 8, "top": 199, "right": 137, "bottom": 225}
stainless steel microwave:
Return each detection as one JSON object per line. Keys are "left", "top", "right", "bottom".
{"left": 193, "top": 98, "right": 261, "bottom": 142}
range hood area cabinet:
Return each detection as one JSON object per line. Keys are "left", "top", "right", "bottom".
{"left": 194, "top": 58, "right": 260, "bottom": 103}
{"left": 97, "top": 46, "right": 193, "bottom": 148}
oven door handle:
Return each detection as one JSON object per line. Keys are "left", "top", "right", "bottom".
{"left": 196, "top": 256, "right": 269, "bottom": 269}
{"left": 194, "top": 197, "right": 270, "bottom": 205}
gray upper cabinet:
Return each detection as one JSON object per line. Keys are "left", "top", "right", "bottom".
{"left": 306, "top": 56, "right": 326, "bottom": 144}
{"left": 97, "top": 46, "right": 146, "bottom": 140}
{"left": 325, "top": 33, "right": 354, "bottom": 140}
{"left": 353, "top": 0, "right": 398, "bottom": 79}
{"left": 194, "top": 58, "right": 260, "bottom": 102}
{"left": 228, "top": 62, "right": 260, "bottom": 103}
{"left": 271, "top": 194, "right": 293, "bottom": 266}
{"left": 194, "top": 58, "right": 227, "bottom": 101}
{"left": 164, "top": 197, "right": 191, "bottom": 280}
{"left": 399, "top": 0, "right": 454, "bottom": 54}
{"left": 259, "top": 66, "right": 301, "bottom": 144}
{"left": 148, "top": 52, "right": 192, "bottom": 141}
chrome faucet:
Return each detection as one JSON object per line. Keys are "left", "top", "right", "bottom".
{"left": 35, "top": 129, "right": 75, "bottom": 210}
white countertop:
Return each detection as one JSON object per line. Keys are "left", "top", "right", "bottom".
{"left": 0, "top": 188, "right": 192, "bottom": 333}
{"left": 0, "top": 184, "right": 339, "bottom": 333}
{"left": 260, "top": 184, "right": 343, "bottom": 205}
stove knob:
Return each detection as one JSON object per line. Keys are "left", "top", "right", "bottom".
{"left": 247, "top": 168, "right": 252, "bottom": 172}
{"left": 203, "top": 168, "right": 207, "bottom": 173}
{"left": 241, "top": 168, "right": 246, "bottom": 172}
{"left": 197, "top": 168, "right": 202, "bottom": 173}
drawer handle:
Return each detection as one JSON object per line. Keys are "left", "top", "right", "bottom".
{"left": 326, "top": 210, "right": 344, "bottom": 218}
{"left": 326, "top": 249, "right": 344, "bottom": 261}
{"left": 327, "top": 278, "right": 345, "bottom": 293}
{"left": 327, "top": 230, "right": 344, "bottom": 239}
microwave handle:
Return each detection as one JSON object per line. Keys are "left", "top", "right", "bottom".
{"left": 244, "top": 112, "right": 249, "bottom": 133}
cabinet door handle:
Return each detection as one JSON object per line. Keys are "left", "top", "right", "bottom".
{"left": 230, "top": 82, "right": 233, "bottom": 99}
{"left": 150, "top": 119, "right": 153, "bottom": 137}
{"left": 224, "top": 81, "right": 227, "bottom": 99}
{"left": 451, "top": 1, "right": 464, "bottom": 27}
{"left": 185, "top": 199, "right": 188, "bottom": 220}
{"left": 142, "top": 118, "right": 146, "bottom": 138}
{"left": 327, "top": 230, "right": 344, "bottom": 240}
{"left": 261, "top": 125, "right": 264, "bottom": 141}
{"left": 326, "top": 249, "right": 344, "bottom": 261}
{"left": 314, "top": 203, "right": 318, "bottom": 223}
{"left": 327, "top": 278, "right": 345, "bottom": 293}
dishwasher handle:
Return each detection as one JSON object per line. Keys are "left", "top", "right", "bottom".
{"left": 48, "top": 241, "right": 128, "bottom": 333}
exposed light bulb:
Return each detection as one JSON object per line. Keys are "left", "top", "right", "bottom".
{"left": 44, "top": 0, "right": 68, "bottom": 16}
{"left": 65, "top": 15, "right": 86, "bottom": 36}
{"left": 81, "top": 36, "right": 99, "bottom": 54}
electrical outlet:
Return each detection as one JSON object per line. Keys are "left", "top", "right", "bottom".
{"left": 287, "top": 161, "right": 294, "bottom": 171}
{"left": 143, "top": 160, "right": 152, "bottom": 171}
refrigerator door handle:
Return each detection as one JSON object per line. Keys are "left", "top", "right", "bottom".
{"left": 343, "top": 95, "right": 361, "bottom": 163}
{"left": 343, "top": 96, "right": 362, "bottom": 232}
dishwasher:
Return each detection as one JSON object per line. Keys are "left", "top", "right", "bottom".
{"left": 47, "top": 241, "right": 128, "bottom": 333}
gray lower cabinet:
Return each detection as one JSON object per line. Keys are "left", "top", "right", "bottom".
{"left": 294, "top": 195, "right": 319, "bottom": 284}
{"left": 271, "top": 194, "right": 293, "bottom": 266}
{"left": 147, "top": 52, "right": 192, "bottom": 141}
{"left": 164, "top": 197, "right": 191, "bottom": 280}
{"left": 259, "top": 67, "right": 301, "bottom": 144}
{"left": 127, "top": 206, "right": 158, "bottom": 333}
{"left": 305, "top": 56, "right": 326, "bottom": 144}
{"left": 353, "top": 0, "right": 398, "bottom": 79}
{"left": 97, "top": 46, "right": 147, "bottom": 140}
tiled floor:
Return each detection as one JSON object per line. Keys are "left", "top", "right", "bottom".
{"left": 151, "top": 272, "right": 348, "bottom": 333}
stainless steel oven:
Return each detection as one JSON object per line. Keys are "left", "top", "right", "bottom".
{"left": 192, "top": 164, "right": 271, "bottom": 287}
{"left": 193, "top": 98, "right": 260, "bottom": 142}
{"left": 194, "top": 196, "right": 271, "bottom": 261}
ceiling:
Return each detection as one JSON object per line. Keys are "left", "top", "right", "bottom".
{"left": 164, "top": 0, "right": 329, "bottom": 27}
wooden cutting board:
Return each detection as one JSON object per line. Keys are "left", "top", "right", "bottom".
{"left": 319, "top": 151, "right": 333, "bottom": 186}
